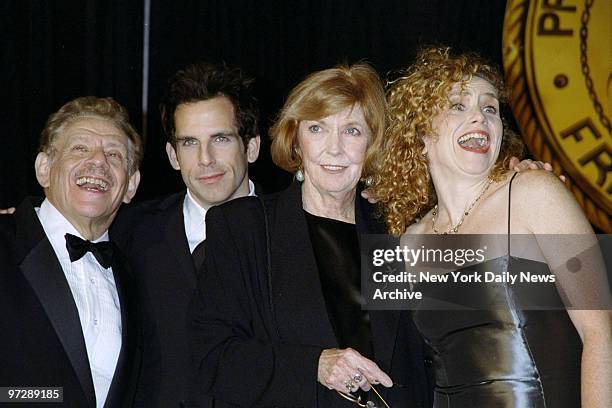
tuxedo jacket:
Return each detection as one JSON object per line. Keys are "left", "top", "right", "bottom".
{"left": 189, "top": 182, "right": 432, "bottom": 408}
{"left": 0, "top": 198, "right": 140, "bottom": 408}
{"left": 112, "top": 191, "right": 211, "bottom": 408}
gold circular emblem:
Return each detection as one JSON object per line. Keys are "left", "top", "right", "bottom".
{"left": 503, "top": 0, "right": 611, "bottom": 231}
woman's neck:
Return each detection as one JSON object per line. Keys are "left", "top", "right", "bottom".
{"left": 430, "top": 169, "right": 492, "bottom": 230}
{"left": 301, "top": 182, "right": 356, "bottom": 223}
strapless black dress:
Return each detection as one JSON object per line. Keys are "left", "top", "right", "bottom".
{"left": 412, "top": 174, "right": 582, "bottom": 408}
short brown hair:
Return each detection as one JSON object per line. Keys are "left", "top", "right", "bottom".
{"left": 371, "top": 46, "right": 524, "bottom": 235}
{"left": 40, "top": 96, "right": 142, "bottom": 174}
{"left": 270, "top": 63, "right": 386, "bottom": 178}
{"left": 160, "top": 62, "right": 259, "bottom": 148}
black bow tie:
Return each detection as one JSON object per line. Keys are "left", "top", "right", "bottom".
{"left": 65, "top": 233, "right": 115, "bottom": 269}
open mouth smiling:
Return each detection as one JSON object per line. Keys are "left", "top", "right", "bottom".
{"left": 320, "top": 164, "right": 348, "bottom": 172}
{"left": 76, "top": 176, "right": 110, "bottom": 192}
{"left": 457, "top": 132, "right": 490, "bottom": 153}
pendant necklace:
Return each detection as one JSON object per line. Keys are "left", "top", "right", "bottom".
{"left": 431, "top": 178, "right": 493, "bottom": 234}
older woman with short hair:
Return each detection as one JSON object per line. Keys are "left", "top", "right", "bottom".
{"left": 188, "top": 63, "right": 431, "bottom": 408}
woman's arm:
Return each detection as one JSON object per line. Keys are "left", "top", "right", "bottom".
{"left": 513, "top": 171, "right": 612, "bottom": 408}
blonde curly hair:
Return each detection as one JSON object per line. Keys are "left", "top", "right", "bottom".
{"left": 370, "top": 47, "right": 524, "bottom": 236}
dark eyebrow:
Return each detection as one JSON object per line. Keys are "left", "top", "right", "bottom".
{"left": 176, "top": 136, "right": 197, "bottom": 141}
{"left": 210, "top": 132, "right": 237, "bottom": 138}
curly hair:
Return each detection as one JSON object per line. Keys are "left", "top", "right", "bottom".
{"left": 270, "top": 62, "right": 386, "bottom": 178}
{"left": 370, "top": 47, "right": 524, "bottom": 236}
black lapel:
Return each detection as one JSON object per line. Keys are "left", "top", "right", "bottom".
{"left": 16, "top": 199, "right": 96, "bottom": 407}
{"left": 268, "top": 183, "right": 337, "bottom": 347}
{"left": 354, "top": 192, "right": 400, "bottom": 370}
{"left": 160, "top": 192, "right": 198, "bottom": 292}
{"left": 103, "top": 255, "right": 133, "bottom": 408}
{"left": 252, "top": 180, "right": 265, "bottom": 195}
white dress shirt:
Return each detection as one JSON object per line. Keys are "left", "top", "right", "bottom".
{"left": 37, "top": 199, "right": 121, "bottom": 408}
{"left": 184, "top": 179, "right": 256, "bottom": 253}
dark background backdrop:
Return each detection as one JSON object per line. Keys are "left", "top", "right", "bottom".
{"left": 2, "top": 0, "right": 508, "bottom": 206}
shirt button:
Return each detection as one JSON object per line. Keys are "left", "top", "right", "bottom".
{"left": 90, "top": 278, "right": 95, "bottom": 284}
{"left": 93, "top": 319, "right": 99, "bottom": 326}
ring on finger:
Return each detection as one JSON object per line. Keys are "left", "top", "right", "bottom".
{"left": 345, "top": 379, "right": 354, "bottom": 391}
{"left": 353, "top": 372, "right": 363, "bottom": 383}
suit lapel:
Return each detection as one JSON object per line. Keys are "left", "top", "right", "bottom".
{"left": 104, "top": 258, "right": 133, "bottom": 408}
{"left": 269, "top": 183, "right": 337, "bottom": 347}
{"left": 160, "top": 192, "right": 198, "bottom": 292}
{"left": 16, "top": 200, "right": 96, "bottom": 407}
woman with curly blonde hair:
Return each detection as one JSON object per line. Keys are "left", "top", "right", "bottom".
{"left": 370, "top": 47, "right": 611, "bottom": 407}
{"left": 371, "top": 47, "right": 523, "bottom": 235}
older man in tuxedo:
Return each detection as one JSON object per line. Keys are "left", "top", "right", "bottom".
{"left": 0, "top": 96, "right": 142, "bottom": 407}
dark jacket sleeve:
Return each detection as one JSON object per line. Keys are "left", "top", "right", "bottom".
{"left": 188, "top": 202, "right": 323, "bottom": 408}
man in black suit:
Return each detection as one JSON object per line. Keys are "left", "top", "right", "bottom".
{"left": 0, "top": 96, "right": 142, "bottom": 407}
{"left": 112, "top": 62, "right": 261, "bottom": 407}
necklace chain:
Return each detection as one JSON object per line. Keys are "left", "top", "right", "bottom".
{"left": 431, "top": 178, "right": 493, "bottom": 234}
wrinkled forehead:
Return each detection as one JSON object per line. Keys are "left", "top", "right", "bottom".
{"left": 58, "top": 116, "right": 129, "bottom": 147}
{"left": 449, "top": 76, "right": 499, "bottom": 98}
{"left": 302, "top": 103, "right": 368, "bottom": 124}
{"left": 331, "top": 103, "right": 366, "bottom": 121}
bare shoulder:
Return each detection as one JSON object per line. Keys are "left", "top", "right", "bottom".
{"left": 510, "top": 170, "right": 568, "bottom": 198}
{"left": 509, "top": 171, "right": 592, "bottom": 234}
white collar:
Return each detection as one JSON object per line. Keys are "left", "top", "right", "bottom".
{"left": 37, "top": 198, "right": 109, "bottom": 262}
{"left": 183, "top": 179, "right": 256, "bottom": 250}
{"left": 184, "top": 178, "right": 257, "bottom": 223}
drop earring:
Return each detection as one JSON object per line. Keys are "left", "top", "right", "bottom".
{"left": 295, "top": 167, "right": 304, "bottom": 182}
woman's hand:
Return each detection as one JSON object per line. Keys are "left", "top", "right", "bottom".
{"left": 508, "top": 157, "right": 566, "bottom": 182}
{"left": 317, "top": 348, "right": 393, "bottom": 393}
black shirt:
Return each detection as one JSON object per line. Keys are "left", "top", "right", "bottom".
{"left": 304, "top": 211, "right": 373, "bottom": 359}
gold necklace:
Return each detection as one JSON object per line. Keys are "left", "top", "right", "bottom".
{"left": 431, "top": 178, "right": 493, "bottom": 234}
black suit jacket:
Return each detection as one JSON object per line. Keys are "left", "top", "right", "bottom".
{"left": 112, "top": 191, "right": 211, "bottom": 408}
{"left": 0, "top": 198, "right": 140, "bottom": 408}
{"left": 188, "top": 183, "right": 432, "bottom": 407}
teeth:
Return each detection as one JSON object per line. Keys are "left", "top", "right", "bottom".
{"left": 458, "top": 133, "right": 488, "bottom": 146}
{"left": 322, "top": 165, "right": 345, "bottom": 170}
{"left": 76, "top": 176, "right": 109, "bottom": 191}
